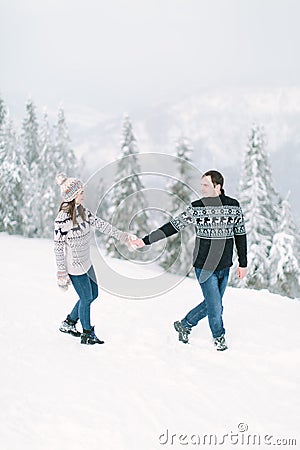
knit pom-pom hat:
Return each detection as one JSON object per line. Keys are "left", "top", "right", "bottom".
{"left": 56, "top": 173, "right": 84, "bottom": 202}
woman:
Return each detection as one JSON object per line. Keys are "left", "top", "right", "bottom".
{"left": 54, "top": 173, "right": 131, "bottom": 345}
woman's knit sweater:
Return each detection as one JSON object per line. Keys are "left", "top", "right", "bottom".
{"left": 54, "top": 206, "right": 128, "bottom": 275}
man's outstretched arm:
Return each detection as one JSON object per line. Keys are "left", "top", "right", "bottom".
{"left": 129, "top": 222, "right": 179, "bottom": 249}
{"left": 130, "top": 205, "right": 196, "bottom": 248}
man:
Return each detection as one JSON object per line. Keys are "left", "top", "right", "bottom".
{"left": 133, "top": 170, "right": 247, "bottom": 351}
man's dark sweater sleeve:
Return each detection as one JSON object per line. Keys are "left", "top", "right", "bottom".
{"left": 142, "top": 205, "right": 195, "bottom": 245}
{"left": 234, "top": 234, "right": 247, "bottom": 267}
{"left": 142, "top": 222, "right": 179, "bottom": 245}
{"left": 233, "top": 204, "right": 247, "bottom": 267}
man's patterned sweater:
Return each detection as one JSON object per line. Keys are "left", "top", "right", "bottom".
{"left": 142, "top": 193, "right": 247, "bottom": 271}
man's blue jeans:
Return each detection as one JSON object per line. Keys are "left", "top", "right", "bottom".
{"left": 181, "top": 267, "right": 230, "bottom": 338}
{"left": 68, "top": 265, "right": 98, "bottom": 331}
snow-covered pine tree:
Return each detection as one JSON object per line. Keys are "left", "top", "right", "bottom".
{"left": 106, "top": 114, "right": 150, "bottom": 259}
{"left": 268, "top": 194, "right": 300, "bottom": 298}
{"left": 233, "top": 123, "right": 281, "bottom": 289}
{"left": 96, "top": 182, "right": 110, "bottom": 217}
{"left": 0, "top": 95, "right": 7, "bottom": 129}
{"left": 21, "top": 99, "right": 42, "bottom": 237}
{"left": 0, "top": 117, "right": 25, "bottom": 235}
{"left": 0, "top": 95, "right": 7, "bottom": 181}
{"left": 93, "top": 180, "right": 111, "bottom": 251}
{"left": 38, "top": 110, "right": 62, "bottom": 237}
{"left": 54, "top": 106, "right": 77, "bottom": 177}
{"left": 37, "top": 106, "right": 78, "bottom": 237}
{"left": 159, "top": 136, "right": 195, "bottom": 276}
{"left": 21, "top": 99, "right": 40, "bottom": 171}
{"left": 0, "top": 112, "right": 9, "bottom": 232}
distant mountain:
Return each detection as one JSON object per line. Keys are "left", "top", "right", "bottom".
{"left": 67, "top": 86, "right": 300, "bottom": 220}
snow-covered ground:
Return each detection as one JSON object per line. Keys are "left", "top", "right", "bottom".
{"left": 1, "top": 234, "right": 299, "bottom": 450}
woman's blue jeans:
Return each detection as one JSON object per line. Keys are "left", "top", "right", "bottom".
{"left": 181, "top": 267, "right": 230, "bottom": 338}
{"left": 68, "top": 265, "right": 98, "bottom": 331}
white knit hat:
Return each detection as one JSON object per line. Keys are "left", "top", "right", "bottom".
{"left": 56, "top": 173, "right": 84, "bottom": 202}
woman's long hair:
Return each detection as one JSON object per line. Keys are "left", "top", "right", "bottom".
{"left": 58, "top": 200, "right": 86, "bottom": 225}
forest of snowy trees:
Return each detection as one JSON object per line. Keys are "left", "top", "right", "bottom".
{"left": 229, "top": 123, "right": 300, "bottom": 298}
{"left": 0, "top": 94, "right": 299, "bottom": 298}
{"left": 0, "top": 96, "right": 77, "bottom": 238}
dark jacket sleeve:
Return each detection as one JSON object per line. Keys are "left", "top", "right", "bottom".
{"left": 233, "top": 205, "right": 247, "bottom": 267}
{"left": 142, "top": 222, "right": 179, "bottom": 245}
{"left": 234, "top": 234, "right": 247, "bottom": 267}
{"left": 142, "top": 205, "right": 196, "bottom": 245}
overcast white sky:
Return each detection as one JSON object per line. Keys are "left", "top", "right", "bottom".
{"left": 1, "top": 0, "right": 300, "bottom": 114}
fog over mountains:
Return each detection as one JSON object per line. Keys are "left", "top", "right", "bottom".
{"left": 66, "top": 86, "right": 300, "bottom": 221}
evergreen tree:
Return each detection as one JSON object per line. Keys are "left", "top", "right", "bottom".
{"left": 38, "top": 106, "right": 78, "bottom": 237}
{"left": 0, "top": 115, "right": 9, "bottom": 232}
{"left": 233, "top": 123, "right": 281, "bottom": 289}
{"left": 0, "top": 95, "right": 7, "bottom": 211}
{"left": 95, "top": 178, "right": 110, "bottom": 219}
{"left": 21, "top": 99, "right": 40, "bottom": 171}
{"left": 0, "top": 95, "right": 7, "bottom": 129}
{"left": 0, "top": 117, "right": 25, "bottom": 234}
{"left": 21, "top": 99, "right": 41, "bottom": 237}
{"left": 54, "top": 106, "right": 77, "bottom": 177}
{"left": 159, "top": 136, "right": 195, "bottom": 276}
{"left": 38, "top": 111, "right": 61, "bottom": 237}
{"left": 93, "top": 181, "right": 111, "bottom": 250}
{"left": 269, "top": 195, "right": 300, "bottom": 298}
{"left": 106, "top": 114, "right": 150, "bottom": 259}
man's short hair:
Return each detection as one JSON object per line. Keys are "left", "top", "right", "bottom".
{"left": 203, "top": 170, "right": 224, "bottom": 188}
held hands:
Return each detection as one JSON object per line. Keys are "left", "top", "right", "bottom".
{"left": 127, "top": 235, "right": 145, "bottom": 251}
{"left": 57, "top": 270, "right": 71, "bottom": 291}
{"left": 237, "top": 267, "right": 247, "bottom": 279}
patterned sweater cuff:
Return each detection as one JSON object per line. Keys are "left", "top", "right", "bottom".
{"left": 118, "top": 231, "right": 129, "bottom": 243}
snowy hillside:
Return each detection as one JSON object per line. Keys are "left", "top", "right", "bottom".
{"left": 1, "top": 234, "right": 299, "bottom": 450}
